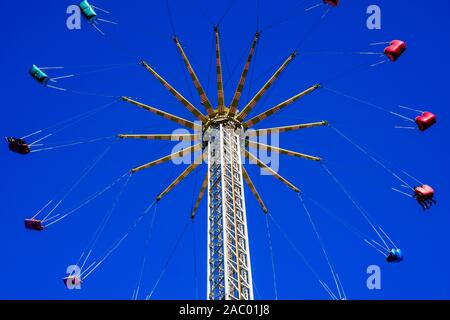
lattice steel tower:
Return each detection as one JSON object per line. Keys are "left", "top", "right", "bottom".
{"left": 206, "top": 124, "right": 253, "bottom": 300}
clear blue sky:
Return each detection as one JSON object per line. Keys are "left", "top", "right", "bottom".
{"left": 1, "top": 0, "right": 449, "bottom": 300}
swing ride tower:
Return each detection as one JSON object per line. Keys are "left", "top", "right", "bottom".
{"left": 118, "top": 26, "right": 324, "bottom": 300}
{"left": 206, "top": 122, "right": 253, "bottom": 300}
{"left": 205, "top": 27, "right": 255, "bottom": 300}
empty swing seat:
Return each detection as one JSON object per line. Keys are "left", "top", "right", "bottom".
{"left": 415, "top": 112, "right": 436, "bottom": 131}
{"left": 7, "top": 137, "right": 31, "bottom": 155}
{"left": 384, "top": 40, "right": 407, "bottom": 62}
{"left": 29, "top": 65, "right": 49, "bottom": 85}
{"left": 414, "top": 185, "right": 435, "bottom": 200}
{"left": 24, "top": 219, "right": 44, "bottom": 231}
{"left": 323, "top": 0, "right": 340, "bottom": 7}
{"left": 63, "top": 275, "right": 82, "bottom": 287}
{"left": 386, "top": 248, "right": 403, "bottom": 263}
{"left": 79, "top": 0, "right": 97, "bottom": 22}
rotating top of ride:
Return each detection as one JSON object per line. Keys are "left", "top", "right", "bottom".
{"left": 201, "top": 116, "right": 246, "bottom": 149}
{"left": 202, "top": 109, "right": 245, "bottom": 132}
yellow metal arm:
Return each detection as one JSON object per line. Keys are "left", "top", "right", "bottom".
{"left": 247, "top": 140, "right": 321, "bottom": 162}
{"left": 237, "top": 52, "right": 297, "bottom": 121}
{"left": 246, "top": 121, "right": 328, "bottom": 137}
{"left": 121, "top": 96, "right": 200, "bottom": 130}
{"left": 140, "top": 60, "right": 206, "bottom": 122}
{"left": 118, "top": 134, "right": 200, "bottom": 141}
{"left": 244, "top": 84, "right": 320, "bottom": 128}
{"left": 132, "top": 143, "right": 202, "bottom": 173}
{"left": 157, "top": 152, "right": 205, "bottom": 201}
{"left": 244, "top": 149, "right": 300, "bottom": 193}
{"left": 174, "top": 37, "right": 215, "bottom": 116}
{"left": 242, "top": 166, "right": 268, "bottom": 214}
{"left": 215, "top": 27, "right": 226, "bottom": 114}
{"left": 191, "top": 172, "right": 209, "bottom": 219}
{"left": 228, "top": 32, "right": 260, "bottom": 116}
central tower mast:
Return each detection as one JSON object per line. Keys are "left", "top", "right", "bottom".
{"left": 207, "top": 123, "right": 254, "bottom": 300}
